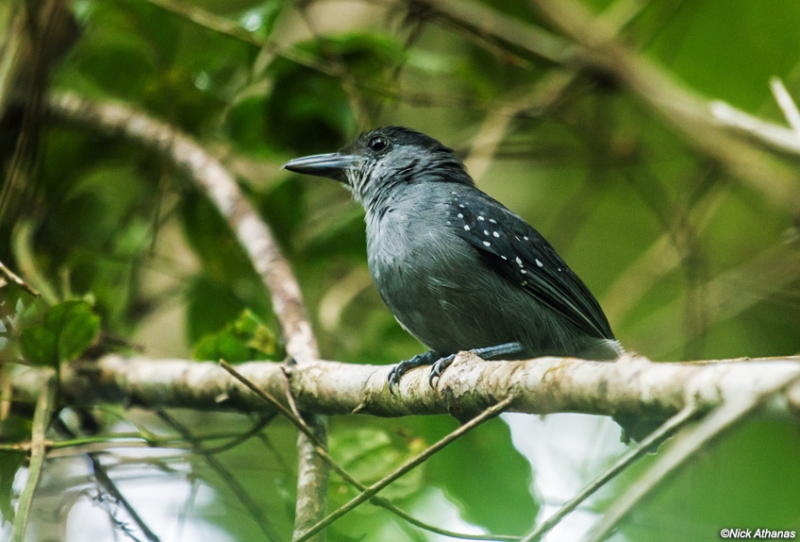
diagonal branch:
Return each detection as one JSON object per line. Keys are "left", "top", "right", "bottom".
{"left": 12, "top": 369, "right": 56, "bottom": 542}
{"left": 221, "top": 361, "right": 519, "bottom": 541}
{"left": 294, "top": 396, "right": 514, "bottom": 542}
{"left": 520, "top": 402, "right": 699, "bottom": 542}
{"left": 156, "top": 411, "right": 282, "bottom": 542}
{"left": 413, "top": 0, "right": 800, "bottom": 214}
{"left": 527, "top": 0, "right": 800, "bottom": 214}
{"left": 583, "top": 371, "right": 800, "bottom": 542}
{"left": 43, "top": 91, "right": 328, "bottom": 540}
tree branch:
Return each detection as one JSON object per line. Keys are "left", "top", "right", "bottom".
{"left": 12, "top": 369, "right": 56, "bottom": 542}
{"left": 413, "top": 0, "right": 800, "bottom": 214}
{"left": 44, "top": 91, "right": 328, "bottom": 540}
{"left": 584, "top": 370, "right": 800, "bottom": 542}
{"left": 11, "top": 354, "right": 800, "bottom": 421}
{"left": 526, "top": 0, "right": 800, "bottom": 214}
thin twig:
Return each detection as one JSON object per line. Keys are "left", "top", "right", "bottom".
{"left": 51, "top": 416, "right": 161, "bottom": 542}
{"left": 710, "top": 100, "right": 800, "bottom": 154}
{"left": 44, "top": 91, "right": 329, "bottom": 537}
{"left": 770, "top": 77, "right": 800, "bottom": 135}
{"left": 0, "top": 261, "right": 40, "bottom": 297}
{"left": 221, "top": 360, "right": 313, "bottom": 433}
{"left": 139, "top": 0, "right": 337, "bottom": 77}
{"left": 175, "top": 478, "right": 200, "bottom": 542}
{"left": 12, "top": 370, "right": 56, "bottom": 542}
{"left": 583, "top": 374, "right": 800, "bottom": 542}
{"left": 12, "top": 221, "right": 60, "bottom": 304}
{"left": 520, "top": 403, "right": 700, "bottom": 542}
{"left": 280, "top": 364, "right": 305, "bottom": 422}
{"left": 156, "top": 411, "right": 283, "bottom": 542}
{"left": 528, "top": 0, "right": 800, "bottom": 213}
{"left": 89, "top": 453, "right": 161, "bottom": 542}
{"left": 464, "top": 0, "right": 649, "bottom": 182}
{"left": 294, "top": 395, "right": 515, "bottom": 542}
{"left": 222, "top": 361, "right": 520, "bottom": 541}
{"left": 201, "top": 414, "right": 277, "bottom": 455}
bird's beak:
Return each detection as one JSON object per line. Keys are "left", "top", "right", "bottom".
{"left": 282, "top": 153, "right": 360, "bottom": 184}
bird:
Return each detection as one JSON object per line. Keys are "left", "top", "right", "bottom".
{"left": 283, "top": 126, "right": 623, "bottom": 393}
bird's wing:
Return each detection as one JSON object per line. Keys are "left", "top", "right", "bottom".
{"left": 449, "top": 191, "right": 615, "bottom": 340}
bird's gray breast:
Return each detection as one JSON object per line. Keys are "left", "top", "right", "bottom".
{"left": 365, "top": 188, "right": 506, "bottom": 354}
{"left": 365, "top": 192, "right": 471, "bottom": 353}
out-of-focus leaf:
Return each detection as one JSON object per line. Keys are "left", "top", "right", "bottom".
{"left": 329, "top": 426, "right": 425, "bottom": 502}
{"left": 180, "top": 191, "right": 253, "bottom": 281}
{"left": 0, "top": 288, "right": 30, "bottom": 360}
{"left": 186, "top": 275, "right": 252, "bottom": 345}
{"left": 620, "top": 420, "right": 800, "bottom": 541}
{"left": 193, "top": 309, "right": 281, "bottom": 362}
{"left": 255, "top": 33, "right": 407, "bottom": 154}
{"left": 325, "top": 422, "right": 427, "bottom": 540}
{"left": 19, "top": 300, "right": 100, "bottom": 366}
{"left": 181, "top": 192, "right": 271, "bottom": 345}
{"left": 0, "top": 451, "right": 25, "bottom": 524}
{"left": 253, "top": 177, "right": 307, "bottom": 251}
{"left": 404, "top": 415, "right": 537, "bottom": 535}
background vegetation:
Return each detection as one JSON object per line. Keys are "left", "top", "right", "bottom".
{"left": 1, "top": 0, "right": 800, "bottom": 540}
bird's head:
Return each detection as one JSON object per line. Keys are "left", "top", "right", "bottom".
{"left": 282, "top": 127, "right": 473, "bottom": 212}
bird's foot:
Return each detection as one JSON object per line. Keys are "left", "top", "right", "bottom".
{"left": 428, "top": 354, "right": 456, "bottom": 386}
{"left": 428, "top": 342, "right": 524, "bottom": 387}
{"left": 388, "top": 342, "right": 526, "bottom": 392}
{"left": 388, "top": 350, "right": 440, "bottom": 394}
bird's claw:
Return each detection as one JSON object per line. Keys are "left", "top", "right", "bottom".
{"left": 387, "top": 351, "right": 439, "bottom": 394}
{"left": 428, "top": 354, "right": 456, "bottom": 387}
{"left": 389, "top": 345, "right": 518, "bottom": 393}
{"left": 387, "top": 365, "right": 404, "bottom": 395}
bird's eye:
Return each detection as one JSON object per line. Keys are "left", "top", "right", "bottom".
{"left": 368, "top": 136, "right": 389, "bottom": 152}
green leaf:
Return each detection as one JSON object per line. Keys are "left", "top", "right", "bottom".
{"left": 329, "top": 426, "right": 424, "bottom": 502}
{"left": 0, "top": 452, "right": 24, "bottom": 524}
{"left": 19, "top": 301, "right": 100, "bottom": 366}
{"left": 193, "top": 309, "right": 280, "bottom": 363}
{"left": 406, "top": 416, "right": 537, "bottom": 535}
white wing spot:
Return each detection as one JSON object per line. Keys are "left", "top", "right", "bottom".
{"left": 483, "top": 230, "right": 489, "bottom": 235}
{"left": 520, "top": 269, "right": 527, "bottom": 274}
{"left": 478, "top": 216, "right": 485, "bottom": 221}
{"left": 446, "top": 221, "right": 452, "bottom": 226}
{"left": 557, "top": 268, "right": 562, "bottom": 272}
{"left": 535, "top": 259, "right": 543, "bottom": 267}
{"left": 464, "top": 225, "right": 471, "bottom": 231}
{"left": 483, "top": 241, "right": 491, "bottom": 247}
{"left": 457, "top": 213, "right": 464, "bottom": 218}
{"left": 458, "top": 204, "right": 465, "bottom": 209}
{"left": 500, "top": 255, "right": 508, "bottom": 260}
{"left": 523, "top": 236, "right": 529, "bottom": 241}
{"left": 489, "top": 218, "right": 497, "bottom": 224}
{"left": 492, "top": 231, "right": 500, "bottom": 237}
{"left": 521, "top": 280, "right": 528, "bottom": 286}
{"left": 515, "top": 257, "right": 523, "bottom": 266}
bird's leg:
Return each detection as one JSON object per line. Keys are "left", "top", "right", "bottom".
{"left": 429, "top": 342, "right": 524, "bottom": 387}
{"left": 388, "top": 350, "right": 442, "bottom": 394}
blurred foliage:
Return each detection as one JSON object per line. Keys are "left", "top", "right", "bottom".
{"left": 193, "top": 308, "right": 281, "bottom": 362}
{"left": 1, "top": 0, "right": 800, "bottom": 540}
{"left": 19, "top": 299, "right": 99, "bottom": 366}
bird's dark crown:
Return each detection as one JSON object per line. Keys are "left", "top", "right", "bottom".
{"left": 342, "top": 127, "right": 474, "bottom": 211}
{"left": 342, "top": 126, "right": 456, "bottom": 157}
